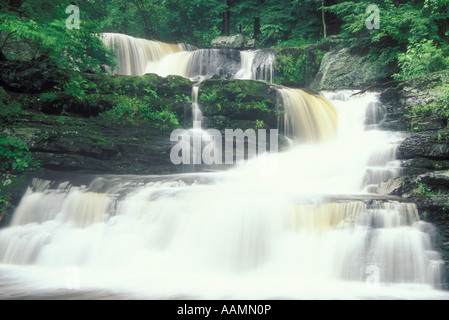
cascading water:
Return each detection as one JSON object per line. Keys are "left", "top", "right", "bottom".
{"left": 234, "top": 50, "right": 275, "bottom": 83}
{"left": 0, "top": 87, "right": 447, "bottom": 299}
{"left": 191, "top": 85, "right": 202, "bottom": 123}
{"left": 277, "top": 88, "right": 338, "bottom": 142}
{"left": 0, "top": 33, "right": 447, "bottom": 299}
{"left": 102, "top": 33, "right": 275, "bottom": 82}
{"left": 101, "top": 33, "right": 186, "bottom": 76}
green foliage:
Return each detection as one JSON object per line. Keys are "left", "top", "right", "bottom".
{"left": 231, "top": 0, "right": 323, "bottom": 46}
{"left": 199, "top": 90, "right": 220, "bottom": 105}
{"left": 275, "top": 38, "right": 316, "bottom": 49}
{"left": 0, "top": 194, "right": 13, "bottom": 225}
{"left": 39, "top": 92, "right": 58, "bottom": 102}
{"left": 102, "top": 96, "right": 180, "bottom": 130}
{"left": 255, "top": 119, "right": 265, "bottom": 129}
{"left": 0, "top": 137, "right": 33, "bottom": 173}
{"left": 275, "top": 52, "right": 306, "bottom": 85}
{"left": 1, "top": 1, "right": 116, "bottom": 108}
{"left": 274, "top": 46, "right": 325, "bottom": 86}
{"left": 1, "top": 8, "right": 116, "bottom": 73}
{"left": 253, "top": 100, "right": 270, "bottom": 112}
{"left": 0, "top": 101, "right": 22, "bottom": 130}
{"left": 0, "top": 87, "right": 23, "bottom": 128}
{"left": 61, "top": 74, "right": 99, "bottom": 100}
{"left": 394, "top": 40, "right": 449, "bottom": 81}
{"left": 100, "top": 0, "right": 226, "bottom": 47}
{"left": 327, "top": 0, "right": 449, "bottom": 76}
{"left": 406, "top": 84, "right": 449, "bottom": 130}
{"left": 95, "top": 0, "right": 327, "bottom": 47}
{"left": 416, "top": 182, "right": 431, "bottom": 197}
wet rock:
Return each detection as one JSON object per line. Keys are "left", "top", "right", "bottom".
{"left": 397, "top": 131, "right": 449, "bottom": 161}
{"left": 377, "top": 171, "right": 449, "bottom": 198}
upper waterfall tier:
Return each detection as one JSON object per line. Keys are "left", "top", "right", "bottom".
{"left": 101, "top": 33, "right": 187, "bottom": 76}
{"left": 101, "top": 33, "right": 275, "bottom": 82}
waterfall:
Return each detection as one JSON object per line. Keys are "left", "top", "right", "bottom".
{"left": 101, "top": 33, "right": 275, "bottom": 82}
{"left": 234, "top": 50, "right": 275, "bottom": 83}
{"left": 0, "top": 89, "right": 447, "bottom": 299}
{"left": 0, "top": 176, "right": 445, "bottom": 299}
{"left": 277, "top": 88, "right": 338, "bottom": 142}
{"left": 101, "top": 33, "right": 185, "bottom": 76}
{"left": 234, "top": 51, "right": 255, "bottom": 80}
{"left": 191, "top": 85, "right": 202, "bottom": 123}
{"left": 0, "top": 33, "right": 446, "bottom": 299}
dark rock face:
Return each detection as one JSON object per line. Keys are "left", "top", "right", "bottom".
{"left": 397, "top": 132, "right": 449, "bottom": 161}
{"left": 12, "top": 113, "right": 180, "bottom": 175}
{"left": 0, "top": 57, "right": 68, "bottom": 93}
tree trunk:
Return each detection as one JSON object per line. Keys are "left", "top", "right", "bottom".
{"left": 142, "top": 17, "right": 154, "bottom": 39}
{"left": 254, "top": 0, "right": 263, "bottom": 40}
{"left": 223, "top": 0, "right": 230, "bottom": 36}
{"left": 254, "top": 17, "right": 261, "bottom": 40}
{"left": 132, "top": 0, "right": 155, "bottom": 39}
{"left": 321, "top": 0, "right": 327, "bottom": 38}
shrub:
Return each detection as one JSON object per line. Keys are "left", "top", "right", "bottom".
{"left": 394, "top": 40, "right": 449, "bottom": 81}
{"left": 0, "top": 137, "right": 33, "bottom": 173}
{"left": 102, "top": 96, "right": 180, "bottom": 130}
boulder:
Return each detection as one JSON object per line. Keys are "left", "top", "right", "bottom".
{"left": 211, "top": 34, "right": 255, "bottom": 49}
{"left": 309, "top": 48, "right": 392, "bottom": 91}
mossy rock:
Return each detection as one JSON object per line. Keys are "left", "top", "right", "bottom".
{"left": 9, "top": 111, "right": 180, "bottom": 175}
{"left": 92, "top": 73, "right": 192, "bottom": 98}
{"left": 198, "top": 79, "right": 278, "bottom": 128}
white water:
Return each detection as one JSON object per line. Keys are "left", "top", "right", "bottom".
{"left": 0, "top": 90, "right": 447, "bottom": 299}
{"left": 102, "top": 33, "right": 275, "bottom": 82}
{"left": 101, "top": 33, "right": 185, "bottom": 76}
{"left": 234, "top": 50, "right": 275, "bottom": 83}
{"left": 0, "top": 33, "right": 445, "bottom": 299}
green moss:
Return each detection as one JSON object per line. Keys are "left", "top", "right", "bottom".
{"left": 94, "top": 73, "right": 192, "bottom": 98}
{"left": 198, "top": 79, "right": 277, "bottom": 128}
